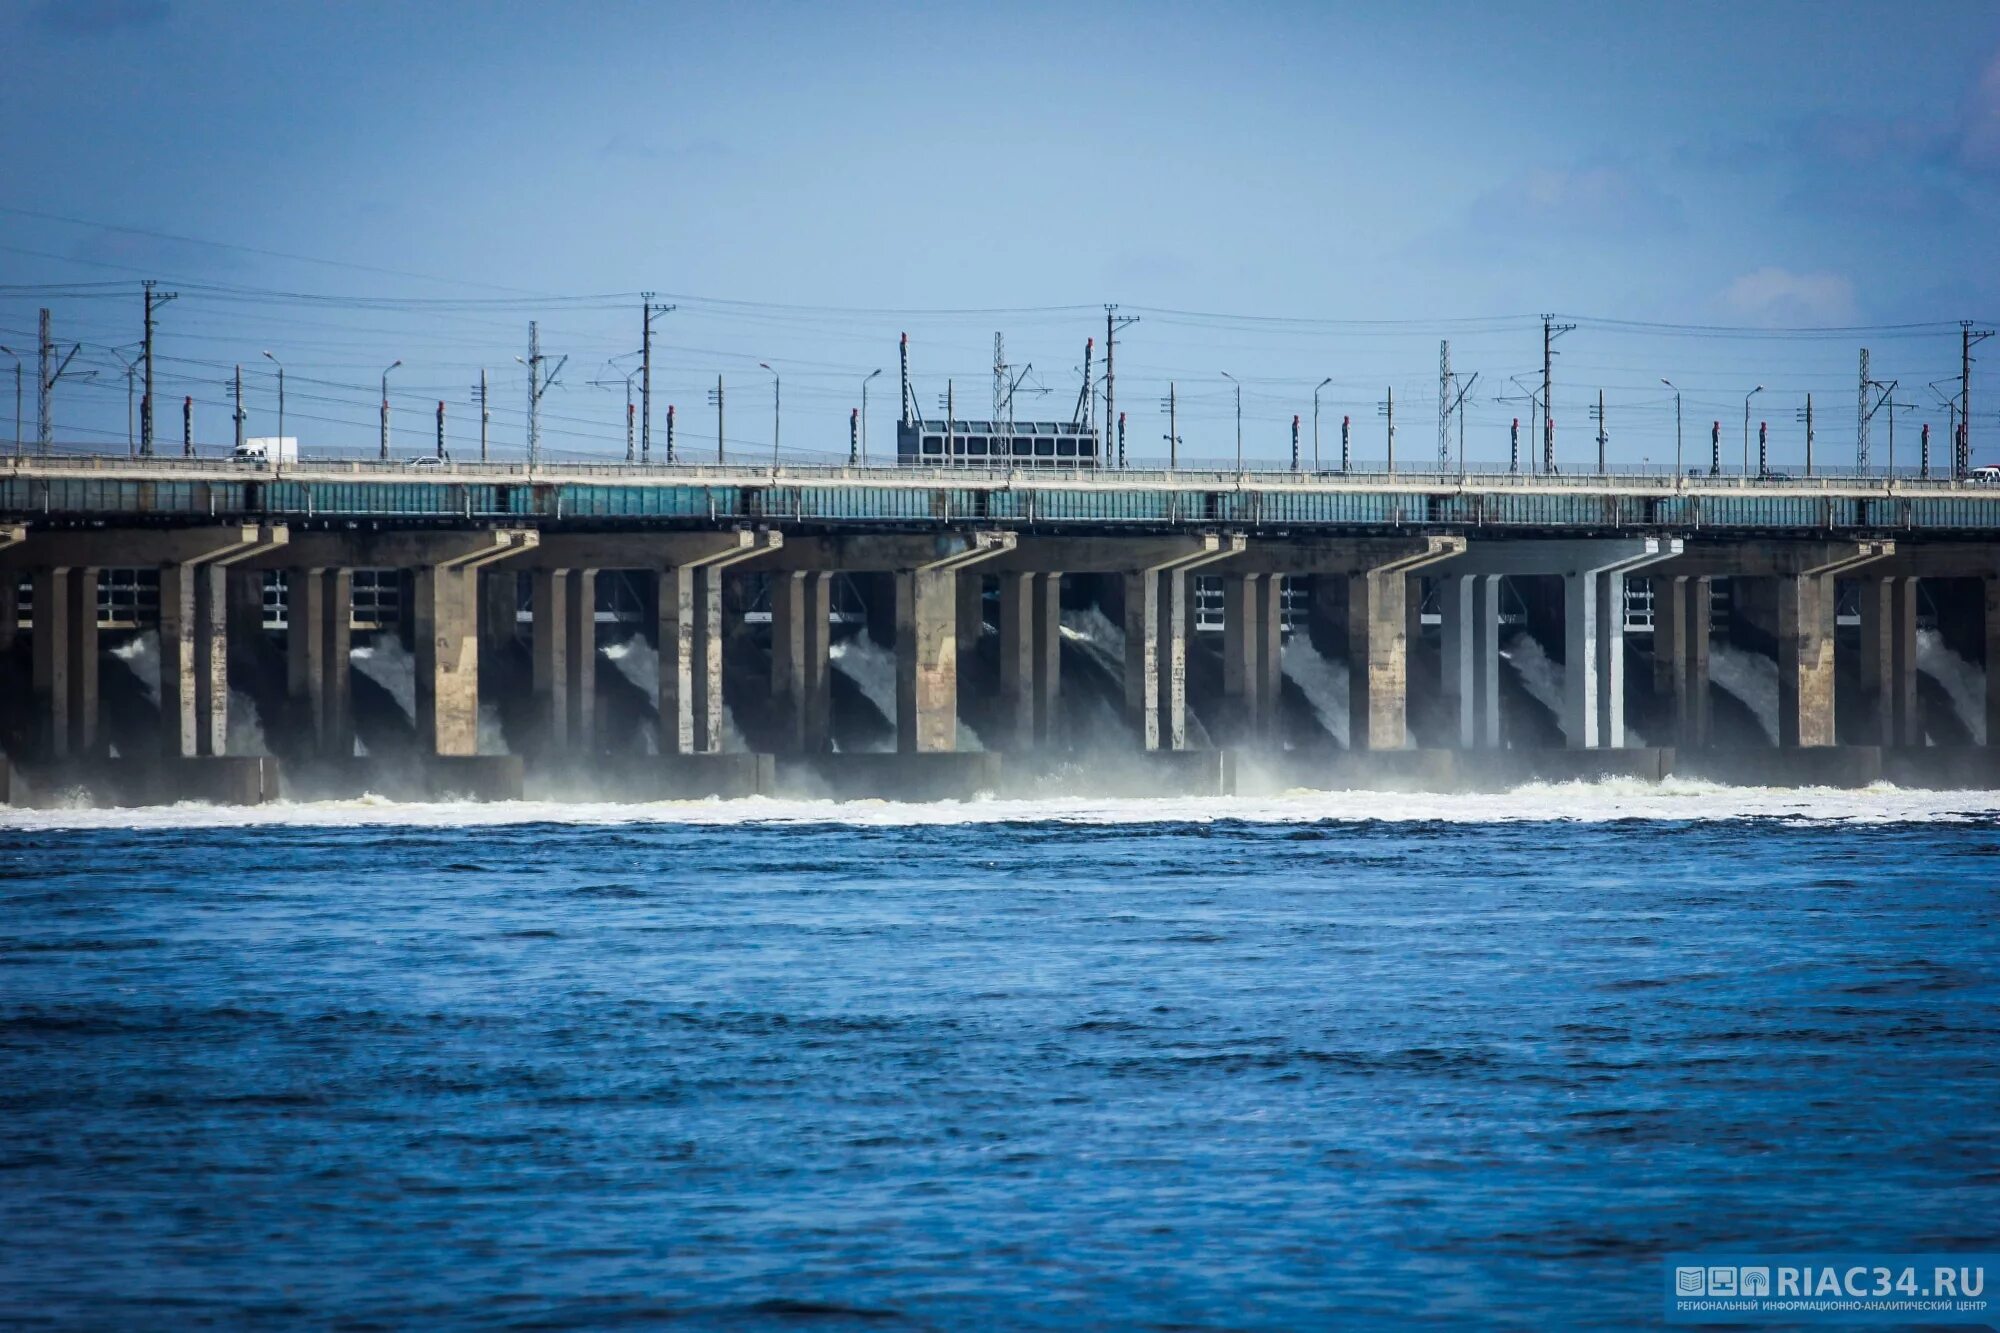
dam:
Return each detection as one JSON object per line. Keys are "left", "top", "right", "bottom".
{"left": 5, "top": 451, "right": 2000, "bottom": 804}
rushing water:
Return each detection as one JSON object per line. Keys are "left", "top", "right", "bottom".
{"left": 3, "top": 790, "right": 1997, "bottom": 1330}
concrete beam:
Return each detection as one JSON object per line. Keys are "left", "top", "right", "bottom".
{"left": 4, "top": 524, "right": 281, "bottom": 570}
{"left": 514, "top": 529, "right": 782, "bottom": 572}
{"left": 1237, "top": 533, "right": 1465, "bottom": 575}
{"left": 241, "top": 528, "right": 537, "bottom": 572}
{"left": 1656, "top": 539, "right": 1894, "bottom": 580}
{"left": 1342, "top": 538, "right": 1468, "bottom": 751}
{"left": 762, "top": 531, "right": 1010, "bottom": 574}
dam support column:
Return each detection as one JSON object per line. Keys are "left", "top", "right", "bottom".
{"left": 1440, "top": 573, "right": 1502, "bottom": 748}
{"left": 530, "top": 569, "right": 570, "bottom": 753}
{"left": 413, "top": 533, "right": 537, "bottom": 757}
{"left": 566, "top": 569, "right": 597, "bottom": 752}
{"left": 1857, "top": 576, "right": 1919, "bottom": 747}
{"left": 771, "top": 569, "right": 832, "bottom": 754}
{"left": 1124, "top": 538, "right": 1242, "bottom": 751}
{"left": 286, "top": 567, "right": 354, "bottom": 757}
{"left": 1652, "top": 575, "right": 1712, "bottom": 749}
{"left": 893, "top": 540, "right": 1013, "bottom": 754}
{"left": 30, "top": 568, "right": 71, "bottom": 759}
{"left": 1221, "top": 574, "right": 1265, "bottom": 745}
{"left": 1989, "top": 578, "right": 2000, "bottom": 748}
{"left": 158, "top": 526, "right": 289, "bottom": 757}
{"left": 999, "top": 568, "right": 1063, "bottom": 750}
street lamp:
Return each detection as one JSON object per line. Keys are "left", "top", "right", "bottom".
{"left": 1312, "top": 376, "right": 1332, "bottom": 471}
{"left": 1742, "top": 385, "right": 1764, "bottom": 476}
{"left": 860, "top": 368, "right": 882, "bottom": 465}
{"left": 380, "top": 359, "right": 402, "bottom": 460}
{"left": 759, "top": 362, "right": 781, "bottom": 468}
{"left": 1661, "top": 378, "right": 1681, "bottom": 475}
{"left": 263, "top": 351, "right": 286, "bottom": 456}
{"left": 1221, "top": 371, "right": 1242, "bottom": 471}
{"left": 0, "top": 346, "right": 17, "bottom": 457}
{"left": 106, "top": 346, "right": 138, "bottom": 454}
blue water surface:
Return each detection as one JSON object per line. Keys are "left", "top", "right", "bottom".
{"left": 1, "top": 814, "right": 1996, "bottom": 1329}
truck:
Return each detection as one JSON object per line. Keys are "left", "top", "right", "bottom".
{"left": 233, "top": 436, "right": 298, "bottom": 465}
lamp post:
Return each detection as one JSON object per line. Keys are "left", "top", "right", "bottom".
{"left": 1312, "top": 376, "right": 1331, "bottom": 471}
{"left": 106, "top": 347, "right": 138, "bottom": 454}
{"left": 380, "top": 359, "right": 402, "bottom": 460}
{"left": 759, "top": 362, "right": 780, "bottom": 468}
{"left": 263, "top": 351, "right": 286, "bottom": 456}
{"left": 860, "top": 368, "right": 882, "bottom": 465}
{"left": 1661, "top": 378, "right": 1681, "bottom": 475}
{"left": 1221, "top": 371, "right": 1242, "bottom": 471}
{"left": 1742, "top": 385, "right": 1764, "bottom": 476}
{"left": 0, "top": 346, "right": 17, "bottom": 457}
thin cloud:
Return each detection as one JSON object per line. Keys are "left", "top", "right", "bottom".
{"left": 1717, "top": 267, "right": 1858, "bottom": 327}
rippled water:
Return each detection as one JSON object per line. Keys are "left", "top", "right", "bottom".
{"left": 3, "top": 797, "right": 1997, "bottom": 1329}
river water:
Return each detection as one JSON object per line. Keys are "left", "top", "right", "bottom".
{"left": 3, "top": 785, "right": 1997, "bottom": 1329}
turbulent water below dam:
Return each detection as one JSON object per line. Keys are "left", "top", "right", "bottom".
{"left": 3, "top": 788, "right": 1997, "bottom": 1329}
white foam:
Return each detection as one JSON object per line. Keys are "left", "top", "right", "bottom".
{"left": 7, "top": 779, "right": 1997, "bottom": 832}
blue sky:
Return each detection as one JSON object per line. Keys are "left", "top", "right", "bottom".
{"left": 4, "top": 0, "right": 1999, "bottom": 469}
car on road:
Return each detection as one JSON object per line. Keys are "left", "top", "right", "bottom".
{"left": 405, "top": 456, "right": 445, "bottom": 468}
{"left": 1970, "top": 465, "right": 2000, "bottom": 485}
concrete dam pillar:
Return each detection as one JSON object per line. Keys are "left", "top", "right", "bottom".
{"left": 286, "top": 567, "right": 354, "bottom": 758}
{"left": 1439, "top": 573, "right": 1502, "bottom": 749}
{"left": 1221, "top": 573, "right": 1283, "bottom": 747}
{"left": 771, "top": 569, "right": 831, "bottom": 754}
{"left": 1651, "top": 574, "right": 1712, "bottom": 749}
{"left": 1857, "top": 576, "right": 1919, "bottom": 747}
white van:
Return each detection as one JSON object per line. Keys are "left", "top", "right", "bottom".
{"left": 1970, "top": 465, "right": 2000, "bottom": 485}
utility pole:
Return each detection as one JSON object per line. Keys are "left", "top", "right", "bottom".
{"left": 1378, "top": 386, "right": 1395, "bottom": 473}
{"left": 666, "top": 404, "right": 676, "bottom": 463}
{"left": 1510, "top": 417, "right": 1520, "bottom": 474}
{"left": 0, "top": 345, "right": 20, "bottom": 458}
{"left": 37, "top": 309, "right": 81, "bottom": 455}
{"left": 379, "top": 358, "right": 402, "bottom": 461}
{"left": 436, "top": 399, "right": 447, "bottom": 460}
{"left": 182, "top": 395, "right": 191, "bottom": 456}
{"left": 1921, "top": 422, "right": 1932, "bottom": 479}
{"left": 1590, "top": 388, "right": 1607, "bottom": 473}
{"left": 1795, "top": 394, "right": 1814, "bottom": 477}
{"left": 641, "top": 294, "right": 673, "bottom": 464}
{"left": 1858, "top": 348, "right": 1871, "bottom": 474}
{"left": 1118, "top": 412, "right": 1126, "bottom": 470}
{"left": 1312, "top": 376, "right": 1331, "bottom": 471}
{"left": 473, "top": 369, "right": 489, "bottom": 462}
{"left": 1105, "top": 305, "right": 1138, "bottom": 468}
{"left": 1710, "top": 420, "right": 1721, "bottom": 476}
{"left": 1341, "top": 414, "right": 1351, "bottom": 473}
{"left": 849, "top": 407, "right": 859, "bottom": 465}
{"left": 1758, "top": 420, "right": 1768, "bottom": 478}
{"left": 140, "top": 280, "right": 176, "bottom": 457}
{"left": 1290, "top": 414, "right": 1300, "bottom": 472}
{"left": 520, "top": 322, "right": 564, "bottom": 469}
{"left": 231, "top": 363, "right": 246, "bottom": 454}
{"left": 1541, "top": 314, "right": 1574, "bottom": 474}
{"left": 1221, "top": 372, "right": 1242, "bottom": 470}
{"left": 1661, "top": 379, "right": 1682, "bottom": 474}
{"left": 709, "top": 376, "right": 725, "bottom": 463}
{"left": 1438, "top": 341, "right": 1453, "bottom": 472}
{"left": 1447, "top": 371, "right": 1479, "bottom": 479}
{"left": 1962, "top": 322, "right": 1993, "bottom": 478}
{"left": 1160, "top": 383, "right": 1179, "bottom": 469}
